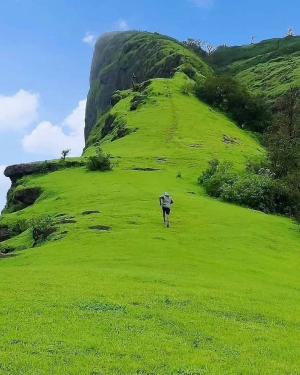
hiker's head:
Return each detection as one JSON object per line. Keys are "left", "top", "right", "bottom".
{"left": 164, "top": 192, "right": 169, "bottom": 197}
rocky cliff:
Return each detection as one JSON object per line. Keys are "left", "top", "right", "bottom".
{"left": 85, "top": 31, "right": 211, "bottom": 142}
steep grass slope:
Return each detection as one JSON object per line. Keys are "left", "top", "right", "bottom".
{"left": 85, "top": 31, "right": 211, "bottom": 140}
{"left": 208, "top": 36, "right": 300, "bottom": 100}
{"left": 1, "top": 75, "right": 300, "bottom": 375}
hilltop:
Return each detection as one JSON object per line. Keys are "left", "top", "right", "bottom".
{"left": 208, "top": 35, "right": 300, "bottom": 100}
{"left": 1, "top": 31, "right": 300, "bottom": 374}
{"left": 85, "top": 31, "right": 211, "bottom": 140}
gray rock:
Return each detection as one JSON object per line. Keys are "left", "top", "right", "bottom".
{"left": 0, "top": 226, "right": 10, "bottom": 243}
{"left": 14, "top": 187, "right": 41, "bottom": 206}
{"left": 82, "top": 210, "right": 100, "bottom": 215}
{"left": 54, "top": 213, "right": 68, "bottom": 218}
{"left": 4, "top": 163, "right": 56, "bottom": 183}
{"left": 131, "top": 167, "right": 160, "bottom": 172}
{"left": 89, "top": 225, "right": 111, "bottom": 231}
{"left": 4, "top": 160, "right": 85, "bottom": 184}
{"left": 58, "top": 219, "right": 77, "bottom": 224}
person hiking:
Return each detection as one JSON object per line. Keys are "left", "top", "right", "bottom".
{"left": 132, "top": 73, "right": 137, "bottom": 87}
{"left": 159, "top": 192, "right": 174, "bottom": 228}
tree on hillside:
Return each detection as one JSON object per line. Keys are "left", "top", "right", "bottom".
{"left": 286, "top": 27, "right": 295, "bottom": 37}
{"left": 205, "top": 42, "right": 216, "bottom": 55}
{"left": 195, "top": 75, "right": 271, "bottom": 132}
{"left": 183, "top": 38, "right": 205, "bottom": 49}
{"left": 61, "top": 149, "right": 71, "bottom": 161}
{"left": 267, "top": 87, "right": 300, "bottom": 177}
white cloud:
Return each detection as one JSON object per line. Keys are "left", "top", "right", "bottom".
{"left": 22, "top": 99, "right": 86, "bottom": 158}
{"left": 114, "top": 19, "right": 129, "bottom": 31}
{"left": 0, "top": 90, "right": 39, "bottom": 131}
{"left": 0, "top": 166, "right": 10, "bottom": 211}
{"left": 82, "top": 32, "right": 96, "bottom": 46}
{"left": 188, "top": 0, "right": 214, "bottom": 8}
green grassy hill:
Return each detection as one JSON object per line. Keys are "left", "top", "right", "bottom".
{"left": 85, "top": 31, "right": 211, "bottom": 140}
{"left": 208, "top": 36, "right": 300, "bottom": 100}
{"left": 1, "top": 71, "right": 300, "bottom": 374}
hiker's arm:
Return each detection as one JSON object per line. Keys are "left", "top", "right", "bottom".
{"left": 171, "top": 199, "right": 174, "bottom": 204}
{"left": 159, "top": 196, "right": 163, "bottom": 206}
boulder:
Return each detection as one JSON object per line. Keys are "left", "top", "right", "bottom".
{"left": 4, "top": 160, "right": 85, "bottom": 184}
{"left": 89, "top": 225, "right": 111, "bottom": 231}
{"left": 4, "top": 163, "right": 56, "bottom": 183}
{"left": 82, "top": 210, "right": 100, "bottom": 215}
{"left": 0, "top": 245, "right": 15, "bottom": 254}
{"left": 14, "top": 187, "right": 42, "bottom": 206}
{"left": 0, "top": 226, "right": 10, "bottom": 243}
{"left": 131, "top": 167, "right": 160, "bottom": 172}
{"left": 58, "top": 219, "right": 77, "bottom": 224}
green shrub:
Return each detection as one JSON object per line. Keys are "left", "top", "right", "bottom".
{"left": 199, "top": 158, "right": 294, "bottom": 215}
{"left": 30, "top": 216, "right": 56, "bottom": 246}
{"left": 86, "top": 148, "right": 113, "bottom": 172}
{"left": 10, "top": 219, "right": 28, "bottom": 237}
{"left": 180, "top": 63, "right": 197, "bottom": 79}
{"left": 180, "top": 82, "right": 195, "bottom": 95}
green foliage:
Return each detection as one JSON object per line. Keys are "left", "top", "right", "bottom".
{"left": 180, "top": 63, "right": 197, "bottom": 79}
{"left": 207, "top": 36, "right": 300, "bottom": 101}
{"left": 86, "top": 148, "right": 113, "bottom": 171}
{"left": 10, "top": 219, "right": 28, "bottom": 237}
{"left": 195, "top": 75, "right": 271, "bottom": 132}
{"left": 30, "top": 215, "right": 56, "bottom": 246}
{"left": 199, "top": 158, "right": 293, "bottom": 215}
{"left": 180, "top": 81, "right": 195, "bottom": 95}
{"left": 266, "top": 87, "right": 300, "bottom": 177}
{"left": 61, "top": 149, "right": 71, "bottom": 161}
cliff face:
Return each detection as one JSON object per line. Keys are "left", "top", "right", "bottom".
{"left": 85, "top": 31, "right": 211, "bottom": 141}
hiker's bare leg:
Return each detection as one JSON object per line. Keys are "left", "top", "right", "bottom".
{"left": 166, "top": 214, "right": 170, "bottom": 227}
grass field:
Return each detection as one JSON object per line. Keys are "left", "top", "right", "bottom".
{"left": 0, "top": 75, "right": 300, "bottom": 375}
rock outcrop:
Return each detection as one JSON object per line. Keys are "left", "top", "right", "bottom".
{"left": 4, "top": 160, "right": 85, "bottom": 184}
{"left": 0, "top": 225, "right": 10, "bottom": 242}
{"left": 14, "top": 187, "right": 42, "bottom": 206}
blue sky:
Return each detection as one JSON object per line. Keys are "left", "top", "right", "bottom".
{"left": 0, "top": 0, "right": 299, "bottom": 209}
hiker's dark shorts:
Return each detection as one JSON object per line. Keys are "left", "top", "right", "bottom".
{"left": 162, "top": 207, "right": 171, "bottom": 215}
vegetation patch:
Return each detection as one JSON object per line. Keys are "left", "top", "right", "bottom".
{"left": 199, "top": 158, "right": 294, "bottom": 215}
{"left": 222, "top": 134, "right": 238, "bottom": 145}
{"left": 111, "top": 90, "right": 130, "bottom": 107}
{"left": 78, "top": 301, "right": 125, "bottom": 313}
{"left": 86, "top": 148, "right": 113, "bottom": 172}
{"left": 130, "top": 93, "right": 147, "bottom": 111}
{"left": 31, "top": 216, "right": 57, "bottom": 247}
{"left": 195, "top": 75, "right": 271, "bottom": 132}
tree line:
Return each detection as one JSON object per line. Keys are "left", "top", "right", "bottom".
{"left": 196, "top": 74, "right": 300, "bottom": 225}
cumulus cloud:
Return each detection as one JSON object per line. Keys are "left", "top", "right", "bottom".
{"left": 0, "top": 90, "right": 39, "bottom": 131}
{"left": 22, "top": 99, "right": 86, "bottom": 158}
{"left": 82, "top": 32, "right": 96, "bottom": 46}
{"left": 114, "top": 19, "right": 129, "bottom": 31}
{"left": 0, "top": 166, "right": 10, "bottom": 211}
{"left": 188, "top": 0, "right": 214, "bottom": 8}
